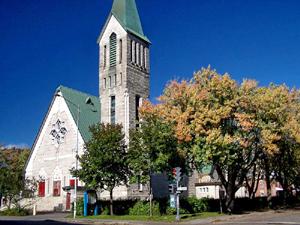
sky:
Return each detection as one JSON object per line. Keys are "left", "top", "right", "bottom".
{"left": 1, "top": 0, "right": 300, "bottom": 148}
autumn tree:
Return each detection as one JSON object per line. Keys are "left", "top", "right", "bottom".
{"left": 0, "top": 147, "right": 36, "bottom": 210}
{"left": 72, "top": 123, "right": 129, "bottom": 215}
{"left": 140, "top": 66, "right": 300, "bottom": 211}
{"left": 140, "top": 67, "right": 262, "bottom": 212}
{"left": 253, "top": 85, "right": 300, "bottom": 205}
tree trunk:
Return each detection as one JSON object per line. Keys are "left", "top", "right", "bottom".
{"left": 8, "top": 196, "right": 12, "bottom": 210}
{"left": 225, "top": 183, "right": 236, "bottom": 214}
{"left": 264, "top": 157, "right": 272, "bottom": 208}
{"left": 252, "top": 171, "right": 260, "bottom": 199}
{"left": 109, "top": 189, "right": 114, "bottom": 216}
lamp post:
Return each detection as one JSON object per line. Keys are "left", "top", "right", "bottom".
{"left": 55, "top": 93, "right": 80, "bottom": 219}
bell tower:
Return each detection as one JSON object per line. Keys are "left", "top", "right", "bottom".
{"left": 98, "top": 0, "right": 150, "bottom": 138}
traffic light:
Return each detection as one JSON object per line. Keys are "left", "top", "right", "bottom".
{"left": 168, "top": 184, "right": 175, "bottom": 194}
{"left": 175, "top": 167, "right": 182, "bottom": 182}
{"left": 172, "top": 168, "right": 176, "bottom": 179}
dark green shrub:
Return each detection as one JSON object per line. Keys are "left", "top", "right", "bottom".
{"left": 129, "top": 201, "right": 160, "bottom": 216}
{"left": 71, "top": 197, "right": 84, "bottom": 216}
{"left": 187, "top": 196, "right": 208, "bottom": 213}
{"left": 0, "top": 208, "right": 30, "bottom": 216}
{"left": 98, "top": 200, "right": 137, "bottom": 215}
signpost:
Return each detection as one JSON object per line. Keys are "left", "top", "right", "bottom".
{"left": 177, "top": 187, "right": 187, "bottom": 191}
{"left": 169, "top": 167, "right": 188, "bottom": 221}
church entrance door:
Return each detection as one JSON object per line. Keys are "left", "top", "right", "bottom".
{"left": 66, "top": 193, "right": 71, "bottom": 210}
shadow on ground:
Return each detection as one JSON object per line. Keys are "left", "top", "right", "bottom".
{"left": 0, "top": 220, "right": 86, "bottom": 225}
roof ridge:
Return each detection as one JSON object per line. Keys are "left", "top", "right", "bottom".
{"left": 57, "top": 85, "right": 99, "bottom": 99}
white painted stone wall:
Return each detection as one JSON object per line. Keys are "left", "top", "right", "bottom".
{"left": 25, "top": 92, "right": 130, "bottom": 211}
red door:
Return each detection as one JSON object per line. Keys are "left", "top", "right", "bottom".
{"left": 66, "top": 193, "right": 71, "bottom": 210}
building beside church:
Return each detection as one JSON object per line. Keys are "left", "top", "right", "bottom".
{"left": 24, "top": 0, "right": 160, "bottom": 212}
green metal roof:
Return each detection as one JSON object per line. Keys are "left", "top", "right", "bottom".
{"left": 99, "top": 0, "right": 150, "bottom": 43}
{"left": 56, "top": 86, "right": 100, "bottom": 143}
{"left": 200, "top": 165, "right": 213, "bottom": 175}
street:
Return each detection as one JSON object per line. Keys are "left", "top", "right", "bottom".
{"left": 0, "top": 210, "right": 300, "bottom": 225}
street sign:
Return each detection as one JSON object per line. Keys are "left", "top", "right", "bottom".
{"left": 177, "top": 187, "right": 187, "bottom": 191}
{"left": 170, "top": 194, "right": 176, "bottom": 208}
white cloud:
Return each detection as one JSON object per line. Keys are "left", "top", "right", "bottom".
{"left": 2, "top": 143, "right": 30, "bottom": 149}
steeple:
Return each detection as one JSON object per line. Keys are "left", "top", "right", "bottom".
{"left": 98, "top": 0, "right": 150, "bottom": 139}
{"left": 99, "top": 0, "right": 150, "bottom": 43}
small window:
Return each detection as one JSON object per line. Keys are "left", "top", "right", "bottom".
{"left": 104, "top": 78, "right": 106, "bottom": 89}
{"left": 119, "top": 39, "right": 122, "bottom": 64}
{"left": 114, "top": 74, "right": 117, "bottom": 86}
{"left": 38, "top": 181, "right": 45, "bottom": 197}
{"left": 111, "top": 96, "right": 116, "bottom": 124}
{"left": 69, "top": 179, "right": 78, "bottom": 188}
{"left": 120, "top": 73, "right": 122, "bottom": 85}
{"left": 109, "top": 76, "right": 111, "bottom": 88}
{"left": 53, "top": 180, "right": 61, "bottom": 197}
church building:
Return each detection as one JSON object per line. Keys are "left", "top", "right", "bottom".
{"left": 24, "top": 0, "right": 155, "bottom": 212}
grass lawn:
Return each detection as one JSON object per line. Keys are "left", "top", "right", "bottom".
{"left": 78, "top": 212, "right": 222, "bottom": 222}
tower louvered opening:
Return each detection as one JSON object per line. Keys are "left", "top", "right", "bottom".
{"left": 110, "top": 33, "right": 117, "bottom": 67}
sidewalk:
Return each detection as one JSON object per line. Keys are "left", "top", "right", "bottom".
{"left": 59, "top": 210, "right": 290, "bottom": 225}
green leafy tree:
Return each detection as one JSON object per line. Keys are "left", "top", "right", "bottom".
{"left": 72, "top": 123, "right": 129, "bottom": 215}
{"left": 128, "top": 116, "right": 179, "bottom": 216}
{"left": 128, "top": 115, "right": 180, "bottom": 186}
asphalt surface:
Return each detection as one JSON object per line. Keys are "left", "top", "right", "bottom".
{"left": 0, "top": 210, "right": 300, "bottom": 225}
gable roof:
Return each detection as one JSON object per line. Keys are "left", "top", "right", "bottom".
{"left": 98, "top": 0, "right": 150, "bottom": 43}
{"left": 56, "top": 86, "right": 100, "bottom": 143}
{"left": 24, "top": 86, "right": 100, "bottom": 175}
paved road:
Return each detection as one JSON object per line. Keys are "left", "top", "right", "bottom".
{"left": 0, "top": 210, "right": 300, "bottom": 225}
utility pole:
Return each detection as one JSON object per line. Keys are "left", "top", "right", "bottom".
{"left": 175, "top": 167, "right": 181, "bottom": 222}
{"left": 55, "top": 92, "right": 80, "bottom": 219}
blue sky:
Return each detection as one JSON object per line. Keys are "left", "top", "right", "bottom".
{"left": 1, "top": 0, "right": 300, "bottom": 148}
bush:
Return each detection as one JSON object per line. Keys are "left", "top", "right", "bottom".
{"left": 0, "top": 208, "right": 30, "bottom": 216}
{"left": 71, "top": 197, "right": 84, "bottom": 216}
{"left": 129, "top": 201, "right": 160, "bottom": 216}
{"left": 98, "top": 200, "right": 137, "bottom": 215}
{"left": 187, "top": 196, "right": 208, "bottom": 213}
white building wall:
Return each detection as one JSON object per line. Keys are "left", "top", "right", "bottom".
{"left": 195, "top": 185, "right": 247, "bottom": 199}
{"left": 25, "top": 93, "right": 85, "bottom": 211}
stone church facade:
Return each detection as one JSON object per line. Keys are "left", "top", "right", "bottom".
{"left": 24, "top": 0, "right": 169, "bottom": 212}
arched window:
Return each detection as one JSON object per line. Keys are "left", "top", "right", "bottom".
{"left": 140, "top": 45, "right": 144, "bottom": 68}
{"left": 135, "top": 42, "right": 139, "bottom": 65}
{"left": 131, "top": 40, "right": 135, "bottom": 62}
{"left": 144, "top": 47, "right": 147, "bottom": 69}
{"left": 110, "top": 33, "right": 117, "bottom": 67}
{"left": 103, "top": 45, "right": 107, "bottom": 68}
{"left": 119, "top": 39, "right": 122, "bottom": 64}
